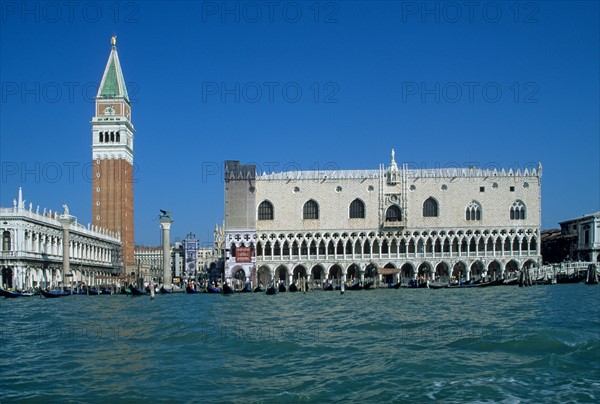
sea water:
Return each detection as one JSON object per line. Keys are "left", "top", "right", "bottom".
{"left": 1, "top": 284, "right": 599, "bottom": 403}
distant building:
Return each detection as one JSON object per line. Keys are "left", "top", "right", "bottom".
{"left": 133, "top": 245, "right": 163, "bottom": 283}
{"left": 134, "top": 244, "right": 184, "bottom": 284}
{"left": 542, "top": 212, "right": 600, "bottom": 263}
{"left": 1, "top": 189, "right": 121, "bottom": 289}
{"left": 223, "top": 152, "right": 542, "bottom": 286}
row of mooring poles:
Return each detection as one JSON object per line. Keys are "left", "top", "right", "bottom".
{"left": 519, "top": 267, "right": 533, "bottom": 287}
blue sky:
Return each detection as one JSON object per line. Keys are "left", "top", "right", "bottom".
{"left": 1, "top": 1, "right": 598, "bottom": 246}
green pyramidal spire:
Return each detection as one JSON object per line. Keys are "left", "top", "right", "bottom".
{"left": 97, "top": 37, "right": 129, "bottom": 102}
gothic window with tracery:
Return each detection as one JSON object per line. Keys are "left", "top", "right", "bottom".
{"left": 510, "top": 200, "right": 526, "bottom": 220}
{"left": 465, "top": 201, "right": 482, "bottom": 221}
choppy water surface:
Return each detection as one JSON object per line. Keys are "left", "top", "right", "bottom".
{"left": 1, "top": 284, "right": 599, "bottom": 403}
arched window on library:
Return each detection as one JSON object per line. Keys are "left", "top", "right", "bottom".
{"left": 510, "top": 200, "right": 526, "bottom": 220}
{"left": 349, "top": 199, "right": 365, "bottom": 219}
{"left": 423, "top": 197, "right": 439, "bottom": 217}
{"left": 104, "top": 133, "right": 109, "bottom": 142}
{"left": 99, "top": 132, "right": 103, "bottom": 143}
{"left": 385, "top": 205, "right": 402, "bottom": 222}
{"left": 465, "top": 201, "right": 482, "bottom": 221}
{"left": 116, "top": 132, "right": 120, "bottom": 142}
{"left": 303, "top": 200, "right": 319, "bottom": 220}
{"left": 257, "top": 200, "right": 274, "bottom": 220}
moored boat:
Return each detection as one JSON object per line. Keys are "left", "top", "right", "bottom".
{"left": 266, "top": 283, "right": 278, "bottom": 295}
{"left": 241, "top": 283, "right": 253, "bottom": 293}
{"left": 39, "top": 289, "right": 72, "bottom": 298}
{"left": 223, "top": 284, "right": 235, "bottom": 295}
{"left": 288, "top": 283, "right": 298, "bottom": 292}
{"left": 127, "top": 285, "right": 147, "bottom": 296}
{"left": 479, "top": 279, "right": 505, "bottom": 287}
{"left": 186, "top": 285, "right": 200, "bottom": 294}
{"left": 254, "top": 285, "right": 265, "bottom": 293}
{"left": 323, "top": 283, "right": 334, "bottom": 291}
{"left": 0, "top": 287, "right": 35, "bottom": 298}
{"left": 363, "top": 281, "right": 373, "bottom": 290}
{"left": 347, "top": 281, "right": 362, "bottom": 291}
{"left": 278, "top": 282, "right": 287, "bottom": 292}
{"left": 206, "top": 286, "right": 221, "bottom": 294}
{"left": 556, "top": 272, "right": 585, "bottom": 284}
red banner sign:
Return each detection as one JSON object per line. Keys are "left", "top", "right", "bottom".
{"left": 236, "top": 247, "right": 252, "bottom": 262}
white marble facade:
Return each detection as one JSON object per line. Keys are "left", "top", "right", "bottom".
{"left": 0, "top": 189, "right": 121, "bottom": 289}
{"left": 224, "top": 152, "right": 542, "bottom": 286}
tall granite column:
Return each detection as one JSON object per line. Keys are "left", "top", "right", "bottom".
{"left": 160, "top": 215, "right": 174, "bottom": 287}
{"left": 58, "top": 208, "right": 75, "bottom": 289}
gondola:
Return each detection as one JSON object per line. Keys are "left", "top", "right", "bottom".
{"left": 87, "top": 288, "right": 100, "bottom": 295}
{"left": 266, "top": 284, "right": 278, "bottom": 295}
{"left": 223, "top": 284, "right": 235, "bottom": 295}
{"left": 127, "top": 285, "right": 147, "bottom": 296}
{"left": 363, "top": 281, "right": 373, "bottom": 290}
{"left": 241, "top": 283, "right": 253, "bottom": 293}
{"left": 206, "top": 286, "right": 221, "bottom": 294}
{"left": 186, "top": 285, "right": 201, "bottom": 294}
{"left": 0, "top": 287, "right": 34, "bottom": 298}
{"left": 427, "top": 282, "right": 449, "bottom": 289}
{"left": 278, "top": 283, "right": 287, "bottom": 292}
{"left": 479, "top": 279, "right": 505, "bottom": 287}
{"left": 39, "top": 289, "right": 72, "bottom": 298}
{"left": 160, "top": 286, "right": 172, "bottom": 294}
{"left": 323, "top": 283, "right": 334, "bottom": 291}
{"left": 405, "top": 279, "right": 424, "bottom": 288}
{"left": 447, "top": 281, "right": 477, "bottom": 289}
{"left": 556, "top": 273, "right": 585, "bottom": 284}
{"left": 288, "top": 283, "right": 298, "bottom": 292}
{"left": 100, "top": 288, "right": 113, "bottom": 295}
{"left": 346, "top": 281, "right": 363, "bottom": 291}
{"left": 254, "top": 285, "right": 265, "bottom": 293}
{"left": 389, "top": 282, "right": 401, "bottom": 289}
{"left": 503, "top": 278, "right": 519, "bottom": 286}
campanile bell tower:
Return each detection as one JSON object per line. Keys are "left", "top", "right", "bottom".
{"left": 91, "top": 36, "right": 135, "bottom": 268}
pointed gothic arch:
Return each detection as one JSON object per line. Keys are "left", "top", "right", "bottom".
{"left": 303, "top": 199, "right": 319, "bottom": 220}
{"left": 349, "top": 198, "right": 366, "bottom": 219}
{"left": 423, "top": 197, "right": 439, "bottom": 217}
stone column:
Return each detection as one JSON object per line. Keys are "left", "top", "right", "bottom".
{"left": 58, "top": 212, "right": 75, "bottom": 289}
{"left": 160, "top": 216, "right": 174, "bottom": 287}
